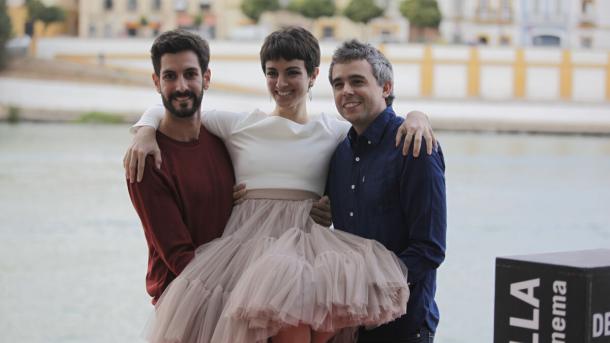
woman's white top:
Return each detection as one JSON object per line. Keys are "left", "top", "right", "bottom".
{"left": 135, "top": 105, "right": 350, "bottom": 196}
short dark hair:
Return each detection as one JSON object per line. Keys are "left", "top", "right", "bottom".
{"left": 329, "top": 39, "right": 395, "bottom": 106}
{"left": 259, "top": 26, "right": 320, "bottom": 76}
{"left": 150, "top": 29, "right": 210, "bottom": 76}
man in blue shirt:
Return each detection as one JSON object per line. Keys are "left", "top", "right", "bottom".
{"left": 327, "top": 40, "right": 447, "bottom": 343}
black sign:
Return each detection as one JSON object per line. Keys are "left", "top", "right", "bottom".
{"left": 494, "top": 249, "right": 610, "bottom": 343}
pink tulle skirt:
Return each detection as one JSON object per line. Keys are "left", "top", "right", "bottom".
{"left": 145, "top": 189, "right": 409, "bottom": 343}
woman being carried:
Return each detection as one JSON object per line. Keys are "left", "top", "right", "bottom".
{"left": 127, "top": 27, "right": 435, "bottom": 343}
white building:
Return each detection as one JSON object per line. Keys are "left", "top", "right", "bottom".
{"left": 439, "top": 0, "right": 610, "bottom": 48}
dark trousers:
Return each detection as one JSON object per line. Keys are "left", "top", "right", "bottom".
{"left": 357, "top": 326, "right": 435, "bottom": 343}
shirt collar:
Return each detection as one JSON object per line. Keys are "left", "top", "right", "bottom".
{"left": 347, "top": 106, "right": 395, "bottom": 147}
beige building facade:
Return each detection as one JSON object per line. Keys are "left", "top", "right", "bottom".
{"left": 76, "top": 0, "right": 408, "bottom": 42}
{"left": 78, "top": 0, "right": 245, "bottom": 39}
{"left": 11, "top": 0, "right": 604, "bottom": 49}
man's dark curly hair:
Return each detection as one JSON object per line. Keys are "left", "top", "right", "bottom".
{"left": 151, "top": 29, "right": 210, "bottom": 76}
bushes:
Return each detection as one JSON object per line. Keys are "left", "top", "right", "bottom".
{"left": 0, "top": 0, "right": 12, "bottom": 70}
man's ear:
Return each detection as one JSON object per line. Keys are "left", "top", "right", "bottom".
{"left": 382, "top": 80, "right": 393, "bottom": 99}
{"left": 152, "top": 73, "right": 161, "bottom": 93}
{"left": 203, "top": 68, "right": 211, "bottom": 90}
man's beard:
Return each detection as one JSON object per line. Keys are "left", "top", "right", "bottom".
{"left": 162, "top": 89, "right": 204, "bottom": 118}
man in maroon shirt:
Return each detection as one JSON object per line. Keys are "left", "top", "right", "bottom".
{"left": 126, "top": 30, "right": 235, "bottom": 304}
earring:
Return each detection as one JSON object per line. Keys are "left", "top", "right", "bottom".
{"left": 308, "top": 84, "right": 313, "bottom": 101}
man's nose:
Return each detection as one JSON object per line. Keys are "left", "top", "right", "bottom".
{"left": 343, "top": 83, "right": 354, "bottom": 95}
{"left": 176, "top": 76, "right": 188, "bottom": 91}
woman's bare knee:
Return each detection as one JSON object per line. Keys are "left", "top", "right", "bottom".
{"left": 311, "top": 330, "right": 335, "bottom": 343}
{"left": 272, "top": 324, "right": 311, "bottom": 343}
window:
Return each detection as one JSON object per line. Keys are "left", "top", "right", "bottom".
{"left": 453, "top": 0, "right": 464, "bottom": 18}
{"left": 582, "top": 0, "right": 594, "bottom": 14}
{"left": 499, "top": 35, "right": 511, "bottom": 45}
{"left": 104, "top": 24, "right": 113, "bottom": 38}
{"left": 152, "top": 0, "right": 162, "bottom": 11}
{"left": 200, "top": 0, "right": 212, "bottom": 10}
{"left": 103, "top": 0, "right": 113, "bottom": 10}
{"left": 532, "top": 0, "right": 540, "bottom": 14}
{"left": 532, "top": 35, "right": 560, "bottom": 46}
{"left": 127, "top": 0, "right": 137, "bottom": 11}
{"left": 478, "top": 0, "right": 491, "bottom": 20}
{"left": 580, "top": 36, "right": 593, "bottom": 48}
{"left": 580, "top": 0, "right": 595, "bottom": 24}
{"left": 322, "top": 26, "right": 334, "bottom": 39}
{"left": 500, "top": 0, "right": 512, "bottom": 21}
{"left": 88, "top": 24, "right": 97, "bottom": 37}
{"left": 174, "top": 0, "right": 187, "bottom": 11}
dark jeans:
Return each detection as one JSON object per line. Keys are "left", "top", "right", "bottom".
{"left": 357, "top": 327, "right": 435, "bottom": 343}
{"left": 403, "top": 326, "right": 434, "bottom": 343}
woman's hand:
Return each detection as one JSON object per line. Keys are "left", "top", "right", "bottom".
{"left": 123, "top": 126, "right": 161, "bottom": 183}
{"left": 395, "top": 110, "right": 437, "bottom": 157}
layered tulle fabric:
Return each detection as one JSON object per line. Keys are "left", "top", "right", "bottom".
{"left": 145, "top": 190, "right": 409, "bottom": 343}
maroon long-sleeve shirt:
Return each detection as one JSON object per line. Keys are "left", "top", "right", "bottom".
{"left": 127, "top": 126, "right": 234, "bottom": 304}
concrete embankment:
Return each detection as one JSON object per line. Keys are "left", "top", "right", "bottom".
{"left": 1, "top": 58, "right": 609, "bottom": 134}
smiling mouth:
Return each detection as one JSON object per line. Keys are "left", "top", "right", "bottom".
{"left": 276, "top": 90, "right": 292, "bottom": 97}
{"left": 343, "top": 101, "right": 361, "bottom": 109}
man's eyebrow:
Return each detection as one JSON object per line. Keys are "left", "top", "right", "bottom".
{"left": 332, "top": 74, "right": 364, "bottom": 83}
{"left": 347, "top": 74, "right": 366, "bottom": 80}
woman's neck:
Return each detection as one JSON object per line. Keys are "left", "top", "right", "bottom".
{"left": 271, "top": 103, "right": 309, "bottom": 124}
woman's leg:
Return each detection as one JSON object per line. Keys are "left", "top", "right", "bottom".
{"left": 311, "top": 330, "right": 335, "bottom": 343}
{"left": 272, "top": 324, "right": 310, "bottom": 343}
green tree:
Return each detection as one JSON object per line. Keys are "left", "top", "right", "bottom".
{"left": 288, "top": 0, "right": 335, "bottom": 19}
{"left": 36, "top": 5, "right": 65, "bottom": 29}
{"left": 0, "top": 0, "right": 11, "bottom": 69}
{"left": 241, "top": 0, "right": 280, "bottom": 22}
{"left": 344, "top": 0, "right": 384, "bottom": 24}
{"left": 26, "top": 0, "right": 65, "bottom": 31}
{"left": 25, "top": 0, "right": 43, "bottom": 19}
{"left": 193, "top": 14, "right": 203, "bottom": 27}
{"left": 400, "top": 0, "right": 441, "bottom": 29}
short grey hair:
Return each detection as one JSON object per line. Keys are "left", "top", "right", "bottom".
{"left": 328, "top": 39, "right": 394, "bottom": 106}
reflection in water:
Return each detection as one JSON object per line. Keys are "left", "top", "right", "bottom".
{"left": 1, "top": 124, "right": 609, "bottom": 343}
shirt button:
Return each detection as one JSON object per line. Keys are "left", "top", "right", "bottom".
{"left": 355, "top": 157, "right": 360, "bottom": 162}
{"left": 368, "top": 141, "right": 371, "bottom": 144}
{"left": 351, "top": 184, "right": 355, "bottom": 190}
{"left": 349, "top": 212, "right": 354, "bottom": 217}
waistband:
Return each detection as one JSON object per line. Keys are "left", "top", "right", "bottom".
{"left": 243, "top": 189, "right": 320, "bottom": 201}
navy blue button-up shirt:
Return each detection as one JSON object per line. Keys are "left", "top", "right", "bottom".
{"left": 327, "top": 107, "right": 447, "bottom": 341}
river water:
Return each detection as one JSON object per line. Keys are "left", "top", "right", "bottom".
{"left": 1, "top": 123, "right": 609, "bottom": 343}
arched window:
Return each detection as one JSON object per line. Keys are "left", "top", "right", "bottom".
{"left": 127, "top": 0, "right": 137, "bottom": 11}
{"left": 532, "top": 35, "right": 560, "bottom": 46}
